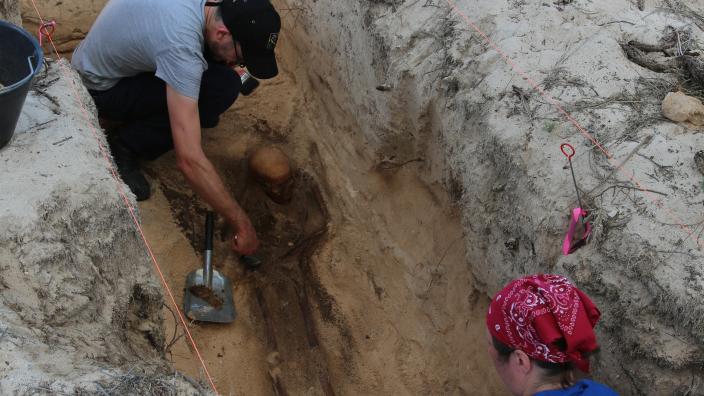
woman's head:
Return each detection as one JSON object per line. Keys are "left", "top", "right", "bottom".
{"left": 486, "top": 332, "right": 576, "bottom": 395}
{"left": 485, "top": 274, "right": 601, "bottom": 395}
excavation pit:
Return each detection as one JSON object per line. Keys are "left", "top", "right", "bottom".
{"left": 6, "top": 0, "right": 704, "bottom": 394}
{"left": 137, "top": 62, "right": 502, "bottom": 394}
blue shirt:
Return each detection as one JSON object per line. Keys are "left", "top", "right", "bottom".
{"left": 534, "top": 380, "right": 619, "bottom": 396}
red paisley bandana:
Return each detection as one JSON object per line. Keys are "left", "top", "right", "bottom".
{"left": 486, "top": 274, "right": 601, "bottom": 372}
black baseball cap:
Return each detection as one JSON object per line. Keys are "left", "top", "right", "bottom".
{"left": 219, "top": 0, "right": 281, "bottom": 79}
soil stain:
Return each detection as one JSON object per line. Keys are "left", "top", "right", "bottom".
{"left": 143, "top": 139, "right": 341, "bottom": 394}
{"left": 188, "top": 285, "right": 224, "bottom": 309}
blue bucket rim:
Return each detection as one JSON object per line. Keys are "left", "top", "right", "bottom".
{"left": 0, "top": 20, "right": 44, "bottom": 95}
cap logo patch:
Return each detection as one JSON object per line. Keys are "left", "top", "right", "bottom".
{"left": 267, "top": 33, "right": 278, "bottom": 50}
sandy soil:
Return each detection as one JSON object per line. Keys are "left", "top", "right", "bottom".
{"left": 0, "top": 59, "right": 202, "bottom": 394}
{"left": 274, "top": 0, "right": 704, "bottom": 392}
{"left": 137, "top": 60, "right": 505, "bottom": 394}
{"left": 19, "top": 0, "right": 704, "bottom": 392}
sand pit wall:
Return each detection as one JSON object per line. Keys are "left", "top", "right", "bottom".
{"left": 1, "top": 0, "right": 21, "bottom": 25}
{"left": 0, "top": 58, "right": 202, "bottom": 393}
{"left": 278, "top": 0, "right": 704, "bottom": 394}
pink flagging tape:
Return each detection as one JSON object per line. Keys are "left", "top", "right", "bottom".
{"left": 563, "top": 207, "right": 591, "bottom": 255}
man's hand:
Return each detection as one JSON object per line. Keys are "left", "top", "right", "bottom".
{"left": 231, "top": 216, "right": 258, "bottom": 255}
{"left": 165, "top": 84, "right": 259, "bottom": 254}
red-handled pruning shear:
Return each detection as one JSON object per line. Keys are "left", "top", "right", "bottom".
{"left": 560, "top": 143, "right": 591, "bottom": 255}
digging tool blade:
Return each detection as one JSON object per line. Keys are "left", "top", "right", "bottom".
{"left": 184, "top": 210, "right": 236, "bottom": 323}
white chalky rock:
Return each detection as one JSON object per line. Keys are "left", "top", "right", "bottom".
{"left": 662, "top": 91, "right": 704, "bottom": 126}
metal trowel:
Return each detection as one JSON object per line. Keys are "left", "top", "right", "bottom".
{"left": 184, "top": 210, "right": 236, "bottom": 323}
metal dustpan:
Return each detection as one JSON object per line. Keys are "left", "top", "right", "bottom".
{"left": 184, "top": 210, "right": 236, "bottom": 323}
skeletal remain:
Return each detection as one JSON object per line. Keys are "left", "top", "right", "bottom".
{"left": 248, "top": 145, "right": 295, "bottom": 204}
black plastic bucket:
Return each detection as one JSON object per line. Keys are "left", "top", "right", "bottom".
{"left": 0, "top": 21, "right": 44, "bottom": 149}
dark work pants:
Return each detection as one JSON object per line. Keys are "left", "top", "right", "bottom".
{"left": 89, "top": 61, "right": 241, "bottom": 160}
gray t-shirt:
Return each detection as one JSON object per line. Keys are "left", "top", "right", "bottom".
{"left": 72, "top": 0, "right": 207, "bottom": 100}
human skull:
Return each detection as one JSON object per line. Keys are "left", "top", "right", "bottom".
{"left": 248, "top": 146, "right": 294, "bottom": 204}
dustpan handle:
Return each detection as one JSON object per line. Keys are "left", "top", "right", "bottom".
{"left": 205, "top": 211, "right": 214, "bottom": 250}
{"left": 204, "top": 210, "right": 215, "bottom": 287}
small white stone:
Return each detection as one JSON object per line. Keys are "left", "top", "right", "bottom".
{"left": 662, "top": 92, "right": 704, "bottom": 126}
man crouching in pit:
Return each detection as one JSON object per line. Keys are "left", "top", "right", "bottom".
{"left": 72, "top": 0, "right": 283, "bottom": 256}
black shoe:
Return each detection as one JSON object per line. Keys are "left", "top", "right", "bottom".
{"left": 109, "top": 137, "right": 151, "bottom": 201}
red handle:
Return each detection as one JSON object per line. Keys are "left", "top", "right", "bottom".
{"left": 38, "top": 20, "right": 56, "bottom": 47}
{"left": 560, "top": 143, "right": 575, "bottom": 160}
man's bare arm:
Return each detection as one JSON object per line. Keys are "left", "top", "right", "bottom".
{"left": 165, "top": 84, "right": 258, "bottom": 254}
